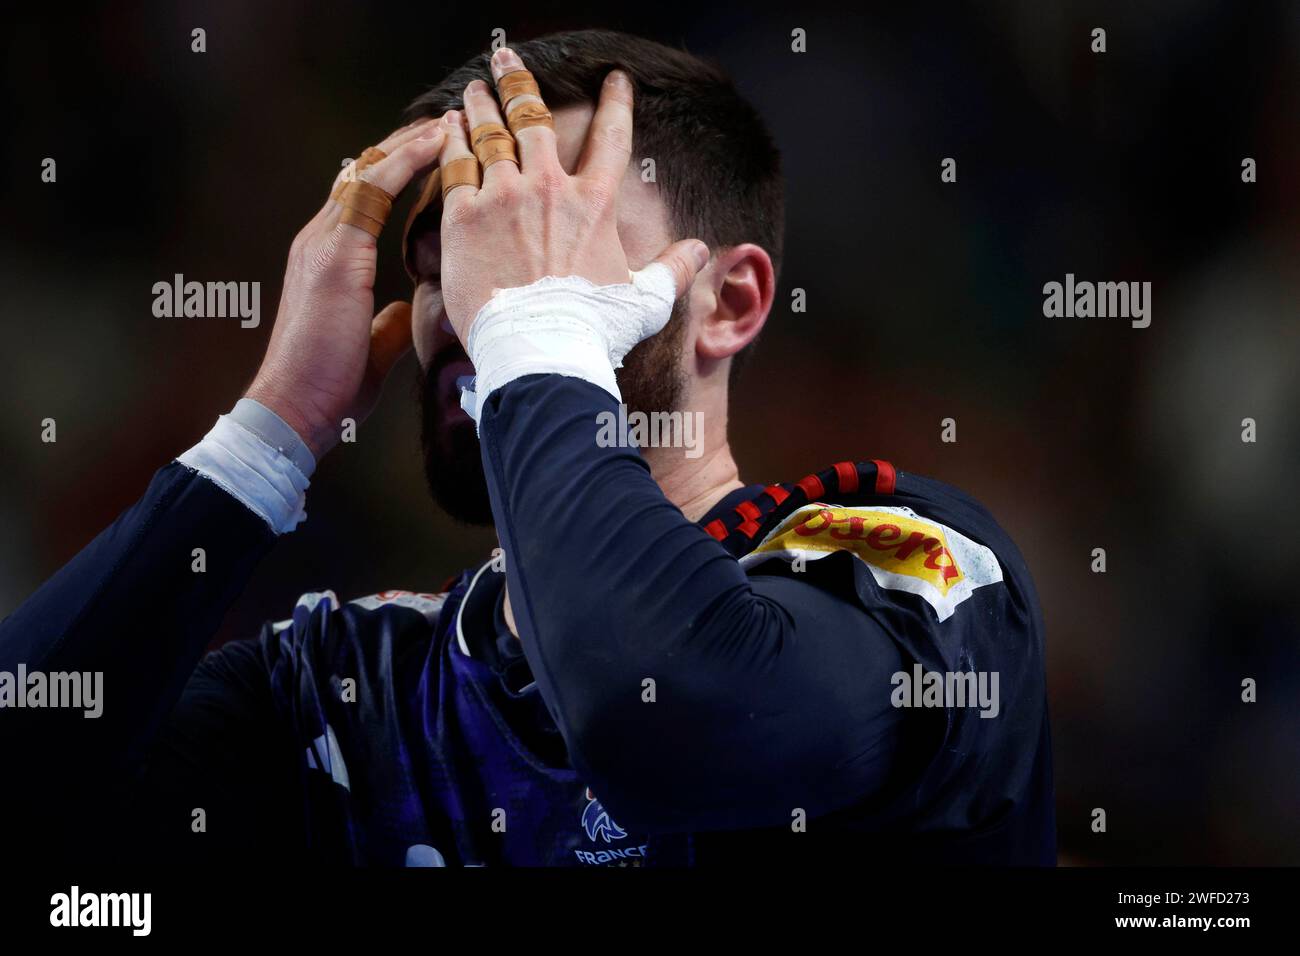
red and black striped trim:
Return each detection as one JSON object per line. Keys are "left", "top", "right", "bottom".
{"left": 706, "top": 459, "right": 899, "bottom": 558}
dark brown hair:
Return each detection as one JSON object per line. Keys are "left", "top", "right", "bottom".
{"left": 405, "top": 29, "right": 784, "bottom": 376}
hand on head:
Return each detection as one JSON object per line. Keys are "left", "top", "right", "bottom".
{"left": 245, "top": 46, "right": 709, "bottom": 462}
{"left": 436, "top": 47, "right": 709, "bottom": 342}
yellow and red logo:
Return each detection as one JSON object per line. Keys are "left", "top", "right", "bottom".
{"left": 740, "top": 504, "right": 1002, "bottom": 621}
{"left": 756, "top": 506, "right": 963, "bottom": 593}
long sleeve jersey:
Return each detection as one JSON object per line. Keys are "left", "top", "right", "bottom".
{"left": 0, "top": 375, "right": 1055, "bottom": 866}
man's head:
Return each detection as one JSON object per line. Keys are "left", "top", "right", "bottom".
{"left": 403, "top": 30, "right": 783, "bottom": 524}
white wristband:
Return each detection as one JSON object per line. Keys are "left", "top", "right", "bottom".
{"left": 177, "top": 414, "right": 311, "bottom": 534}
{"left": 459, "top": 265, "right": 677, "bottom": 424}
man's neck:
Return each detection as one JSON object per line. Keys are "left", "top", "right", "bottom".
{"left": 642, "top": 440, "right": 744, "bottom": 522}
{"left": 644, "top": 377, "right": 745, "bottom": 521}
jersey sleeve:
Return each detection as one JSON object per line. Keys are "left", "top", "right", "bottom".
{"left": 477, "top": 374, "right": 912, "bottom": 832}
{"left": 0, "top": 408, "right": 311, "bottom": 861}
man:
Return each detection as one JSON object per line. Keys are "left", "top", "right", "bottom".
{"left": 0, "top": 30, "right": 1054, "bottom": 866}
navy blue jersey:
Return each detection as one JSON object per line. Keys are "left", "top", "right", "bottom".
{"left": 0, "top": 375, "right": 1054, "bottom": 865}
{"left": 240, "top": 574, "right": 687, "bottom": 866}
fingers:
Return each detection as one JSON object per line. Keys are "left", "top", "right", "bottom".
{"left": 330, "top": 118, "right": 441, "bottom": 200}
{"left": 373, "top": 118, "right": 441, "bottom": 156}
{"left": 490, "top": 47, "right": 558, "bottom": 171}
{"left": 578, "top": 69, "right": 635, "bottom": 185}
{"left": 438, "top": 110, "right": 480, "bottom": 220}
{"left": 648, "top": 239, "right": 712, "bottom": 298}
{"left": 462, "top": 79, "right": 518, "bottom": 187}
{"left": 329, "top": 124, "right": 445, "bottom": 240}
{"left": 350, "top": 123, "right": 446, "bottom": 201}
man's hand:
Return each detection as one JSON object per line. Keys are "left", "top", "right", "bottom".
{"left": 245, "top": 119, "right": 446, "bottom": 460}
{"left": 437, "top": 47, "right": 710, "bottom": 344}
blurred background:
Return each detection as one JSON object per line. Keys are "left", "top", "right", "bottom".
{"left": 1, "top": 1, "right": 1296, "bottom": 864}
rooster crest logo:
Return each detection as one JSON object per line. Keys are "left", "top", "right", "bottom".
{"left": 581, "top": 787, "right": 628, "bottom": 843}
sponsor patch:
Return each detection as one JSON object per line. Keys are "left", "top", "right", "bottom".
{"left": 738, "top": 504, "right": 1002, "bottom": 621}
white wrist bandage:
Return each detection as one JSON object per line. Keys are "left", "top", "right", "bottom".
{"left": 177, "top": 414, "right": 311, "bottom": 534}
{"left": 459, "top": 265, "right": 677, "bottom": 425}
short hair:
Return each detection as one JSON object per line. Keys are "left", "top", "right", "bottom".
{"left": 405, "top": 29, "right": 784, "bottom": 377}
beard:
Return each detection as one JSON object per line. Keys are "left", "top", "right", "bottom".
{"left": 419, "top": 297, "right": 688, "bottom": 527}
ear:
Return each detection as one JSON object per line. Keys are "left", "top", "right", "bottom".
{"left": 693, "top": 243, "right": 775, "bottom": 363}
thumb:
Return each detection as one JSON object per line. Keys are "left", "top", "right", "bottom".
{"left": 649, "top": 239, "right": 710, "bottom": 298}
{"left": 366, "top": 300, "right": 414, "bottom": 384}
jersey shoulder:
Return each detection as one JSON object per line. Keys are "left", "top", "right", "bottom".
{"left": 710, "top": 459, "right": 1038, "bottom": 626}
